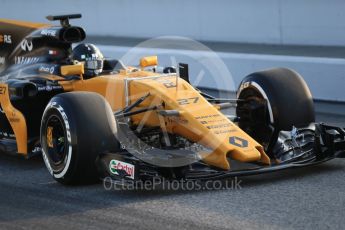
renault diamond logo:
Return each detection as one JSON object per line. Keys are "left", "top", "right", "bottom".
{"left": 229, "top": 136, "right": 248, "bottom": 148}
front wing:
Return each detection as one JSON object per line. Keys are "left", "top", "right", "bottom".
{"left": 96, "top": 123, "right": 345, "bottom": 184}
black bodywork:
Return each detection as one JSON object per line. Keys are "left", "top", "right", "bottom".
{"left": 0, "top": 15, "right": 84, "bottom": 155}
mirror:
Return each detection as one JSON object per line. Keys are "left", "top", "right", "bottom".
{"left": 60, "top": 63, "right": 84, "bottom": 76}
{"left": 140, "top": 56, "right": 158, "bottom": 69}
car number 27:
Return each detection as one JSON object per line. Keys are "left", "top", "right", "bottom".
{"left": 177, "top": 97, "right": 199, "bottom": 105}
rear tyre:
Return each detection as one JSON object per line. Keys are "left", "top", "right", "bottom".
{"left": 236, "top": 68, "right": 315, "bottom": 150}
{"left": 40, "top": 92, "right": 120, "bottom": 185}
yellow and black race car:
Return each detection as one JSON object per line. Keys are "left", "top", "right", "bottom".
{"left": 0, "top": 14, "right": 344, "bottom": 185}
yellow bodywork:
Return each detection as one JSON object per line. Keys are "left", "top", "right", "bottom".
{"left": 60, "top": 63, "right": 84, "bottom": 77}
{"left": 0, "top": 84, "right": 27, "bottom": 155}
{"left": 0, "top": 18, "right": 49, "bottom": 29}
{"left": 56, "top": 66, "right": 271, "bottom": 170}
{"left": 0, "top": 56, "right": 270, "bottom": 169}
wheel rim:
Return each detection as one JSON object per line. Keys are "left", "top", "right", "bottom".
{"left": 237, "top": 87, "right": 273, "bottom": 149}
{"left": 45, "top": 115, "right": 68, "bottom": 172}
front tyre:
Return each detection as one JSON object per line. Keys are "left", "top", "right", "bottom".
{"left": 236, "top": 68, "right": 315, "bottom": 151}
{"left": 40, "top": 92, "right": 120, "bottom": 185}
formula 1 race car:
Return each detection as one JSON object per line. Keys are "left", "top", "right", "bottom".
{"left": 0, "top": 14, "right": 344, "bottom": 185}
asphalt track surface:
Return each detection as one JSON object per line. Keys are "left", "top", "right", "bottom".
{"left": 0, "top": 112, "right": 344, "bottom": 230}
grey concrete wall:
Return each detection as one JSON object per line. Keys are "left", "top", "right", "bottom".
{"left": 1, "top": 0, "right": 345, "bottom": 46}
{"left": 1, "top": 0, "right": 344, "bottom": 102}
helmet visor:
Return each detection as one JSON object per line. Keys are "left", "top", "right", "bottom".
{"left": 84, "top": 60, "right": 103, "bottom": 70}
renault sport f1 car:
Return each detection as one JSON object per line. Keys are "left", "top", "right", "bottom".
{"left": 0, "top": 14, "right": 344, "bottom": 185}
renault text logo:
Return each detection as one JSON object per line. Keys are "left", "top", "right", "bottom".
{"left": 21, "top": 39, "right": 33, "bottom": 51}
{"left": 229, "top": 136, "right": 248, "bottom": 148}
{"left": 0, "top": 34, "right": 12, "bottom": 44}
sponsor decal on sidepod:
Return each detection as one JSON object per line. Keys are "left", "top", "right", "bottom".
{"left": 15, "top": 56, "right": 39, "bottom": 65}
{"left": 39, "top": 65, "right": 55, "bottom": 74}
{"left": 109, "top": 159, "right": 135, "bottom": 179}
{"left": 20, "top": 39, "right": 33, "bottom": 51}
{"left": 40, "top": 29, "right": 57, "bottom": 37}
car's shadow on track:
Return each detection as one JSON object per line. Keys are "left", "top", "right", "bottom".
{"left": 106, "top": 161, "right": 345, "bottom": 196}
{"left": 238, "top": 161, "right": 344, "bottom": 186}
{"left": 0, "top": 152, "right": 343, "bottom": 224}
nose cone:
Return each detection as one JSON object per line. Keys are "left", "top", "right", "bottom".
{"left": 172, "top": 97, "right": 271, "bottom": 169}
{"left": 201, "top": 141, "right": 270, "bottom": 170}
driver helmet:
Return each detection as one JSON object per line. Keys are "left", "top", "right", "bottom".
{"left": 72, "top": 43, "right": 104, "bottom": 77}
